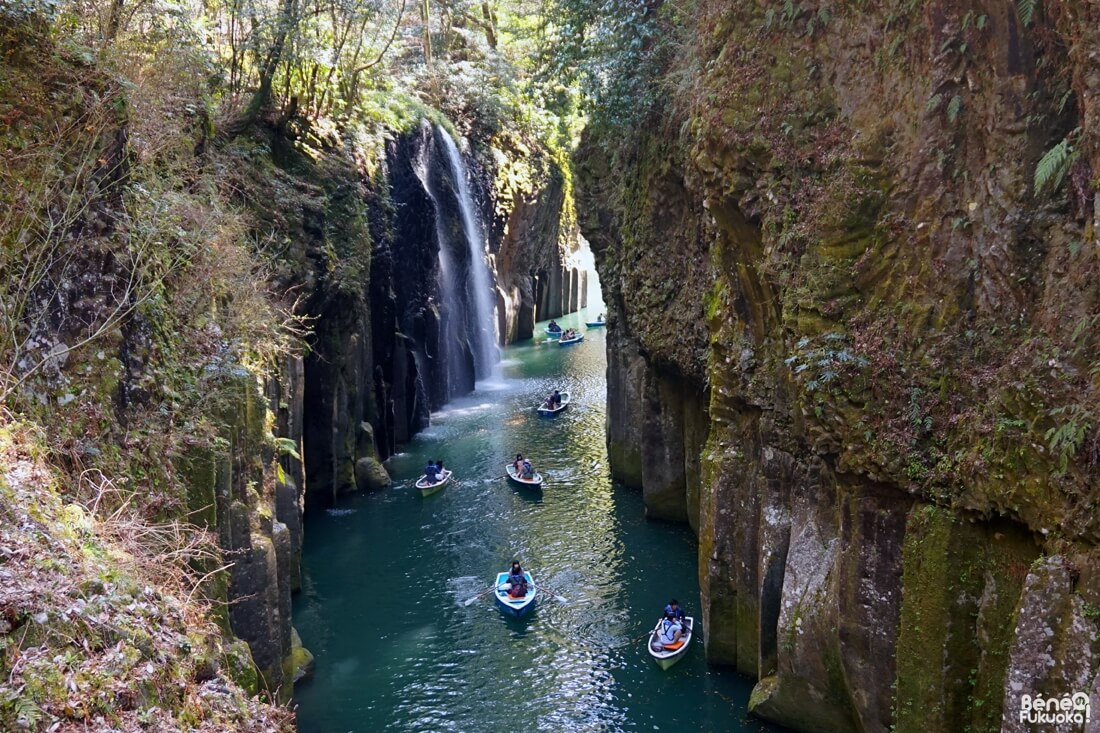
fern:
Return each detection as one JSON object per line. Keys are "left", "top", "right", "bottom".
{"left": 1034, "top": 133, "right": 1079, "bottom": 194}
{"left": 14, "top": 698, "right": 42, "bottom": 729}
{"left": 947, "top": 94, "right": 962, "bottom": 122}
{"left": 1057, "top": 88, "right": 1074, "bottom": 114}
{"left": 273, "top": 436, "right": 301, "bottom": 460}
{"left": 1017, "top": 0, "right": 1038, "bottom": 27}
{"left": 782, "top": 0, "right": 797, "bottom": 24}
{"left": 1044, "top": 405, "right": 1091, "bottom": 474}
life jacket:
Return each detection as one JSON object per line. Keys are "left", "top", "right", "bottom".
{"left": 659, "top": 619, "right": 681, "bottom": 644}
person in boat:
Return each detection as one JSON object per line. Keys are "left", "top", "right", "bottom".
{"left": 424, "top": 460, "right": 439, "bottom": 482}
{"left": 664, "top": 599, "right": 684, "bottom": 622}
{"left": 521, "top": 458, "right": 535, "bottom": 479}
{"left": 598, "top": 313, "right": 604, "bottom": 321}
{"left": 513, "top": 453, "right": 524, "bottom": 474}
{"left": 436, "top": 459, "right": 445, "bottom": 477}
{"left": 548, "top": 319, "right": 561, "bottom": 333}
{"left": 653, "top": 613, "right": 684, "bottom": 650}
{"left": 551, "top": 389, "right": 562, "bottom": 407}
{"left": 507, "top": 561, "right": 528, "bottom": 597}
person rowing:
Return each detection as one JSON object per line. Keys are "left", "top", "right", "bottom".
{"left": 652, "top": 612, "right": 683, "bottom": 650}
{"left": 506, "top": 560, "right": 528, "bottom": 598}
{"left": 548, "top": 319, "right": 561, "bottom": 333}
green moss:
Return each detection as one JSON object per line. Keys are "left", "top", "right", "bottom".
{"left": 222, "top": 639, "right": 260, "bottom": 696}
{"left": 176, "top": 444, "right": 219, "bottom": 530}
{"left": 894, "top": 505, "right": 1036, "bottom": 733}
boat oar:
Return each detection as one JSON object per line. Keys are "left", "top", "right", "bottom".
{"left": 533, "top": 584, "right": 568, "bottom": 604}
{"left": 611, "top": 629, "right": 654, "bottom": 649}
{"left": 462, "top": 585, "right": 501, "bottom": 606}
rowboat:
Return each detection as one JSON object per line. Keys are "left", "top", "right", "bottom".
{"left": 545, "top": 327, "right": 563, "bottom": 339}
{"left": 647, "top": 616, "right": 694, "bottom": 670}
{"left": 494, "top": 571, "right": 537, "bottom": 617}
{"left": 536, "top": 391, "right": 570, "bottom": 416}
{"left": 415, "top": 469, "right": 452, "bottom": 496}
{"left": 558, "top": 333, "right": 584, "bottom": 346}
{"left": 505, "top": 462, "right": 543, "bottom": 489}
{"left": 585, "top": 321, "right": 605, "bottom": 328}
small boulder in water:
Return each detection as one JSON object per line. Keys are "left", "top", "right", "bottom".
{"left": 355, "top": 456, "right": 391, "bottom": 491}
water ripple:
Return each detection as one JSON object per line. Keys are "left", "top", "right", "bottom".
{"left": 294, "top": 313, "right": 773, "bottom": 733}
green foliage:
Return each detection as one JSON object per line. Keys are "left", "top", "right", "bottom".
{"left": 1017, "top": 0, "right": 1038, "bottom": 27}
{"left": 784, "top": 332, "right": 870, "bottom": 393}
{"left": 908, "top": 387, "right": 932, "bottom": 435}
{"left": 539, "top": 0, "right": 680, "bottom": 130}
{"left": 273, "top": 436, "right": 301, "bottom": 460}
{"left": 1044, "top": 404, "right": 1091, "bottom": 474}
{"left": 1033, "top": 131, "right": 1079, "bottom": 195}
{"left": 946, "top": 94, "right": 962, "bottom": 123}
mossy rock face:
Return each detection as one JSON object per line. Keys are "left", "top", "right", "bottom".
{"left": 354, "top": 457, "right": 391, "bottom": 492}
{"left": 284, "top": 627, "right": 315, "bottom": 685}
{"left": 176, "top": 443, "right": 222, "bottom": 530}
{"left": 894, "top": 506, "right": 1037, "bottom": 733}
{"left": 223, "top": 639, "right": 261, "bottom": 696}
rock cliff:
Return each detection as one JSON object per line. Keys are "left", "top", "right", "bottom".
{"left": 576, "top": 2, "right": 1100, "bottom": 731}
{"left": 0, "top": 12, "right": 583, "bottom": 724}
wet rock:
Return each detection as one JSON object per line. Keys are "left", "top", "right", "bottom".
{"left": 286, "top": 627, "right": 315, "bottom": 684}
{"left": 355, "top": 456, "right": 391, "bottom": 492}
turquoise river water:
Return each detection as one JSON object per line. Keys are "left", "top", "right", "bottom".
{"left": 292, "top": 310, "right": 778, "bottom": 733}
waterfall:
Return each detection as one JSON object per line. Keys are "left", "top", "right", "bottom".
{"left": 437, "top": 127, "right": 499, "bottom": 380}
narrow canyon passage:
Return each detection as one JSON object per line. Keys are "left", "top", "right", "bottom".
{"left": 292, "top": 309, "right": 776, "bottom": 733}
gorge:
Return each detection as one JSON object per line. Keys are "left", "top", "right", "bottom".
{"left": 1, "top": 1, "right": 1098, "bottom": 732}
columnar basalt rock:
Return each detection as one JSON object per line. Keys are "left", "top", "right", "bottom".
{"left": 577, "top": 2, "right": 1100, "bottom": 731}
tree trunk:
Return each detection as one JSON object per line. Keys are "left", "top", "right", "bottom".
{"left": 420, "top": 0, "right": 432, "bottom": 67}
{"left": 481, "top": 2, "right": 497, "bottom": 49}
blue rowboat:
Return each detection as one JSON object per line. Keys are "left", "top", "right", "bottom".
{"left": 585, "top": 321, "right": 605, "bottom": 328}
{"left": 545, "top": 327, "right": 563, "bottom": 339}
{"left": 558, "top": 333, "right": 584, "bottom": 346}
{"left": 536, "top": 391, "right": 570, "bottom": 416}
{"left": 494, "top": 571, "right": 537, "bottom": 617}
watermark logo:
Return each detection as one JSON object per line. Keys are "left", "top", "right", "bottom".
{"left": 1020, "top": 692, "right": 1091, "bottom": 726}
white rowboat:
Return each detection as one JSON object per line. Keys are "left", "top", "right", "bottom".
{"left": 647, "top": 616, "right": 694, "bottom": 670}
{"left": 415, "top": 469, "right": 453, "bottom": 496}
{"left": 505, "top": 462, "right": 543, "bottom": 489}
{"left": 537, "top": 391, "right": 570, "bottom": 416}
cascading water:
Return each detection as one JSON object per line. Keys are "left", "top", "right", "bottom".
{"left": 415, "top": 144, "right": 471, "bottom": 401}
{"left": 437, "top": 127, "right": 500, "bottom": 381}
